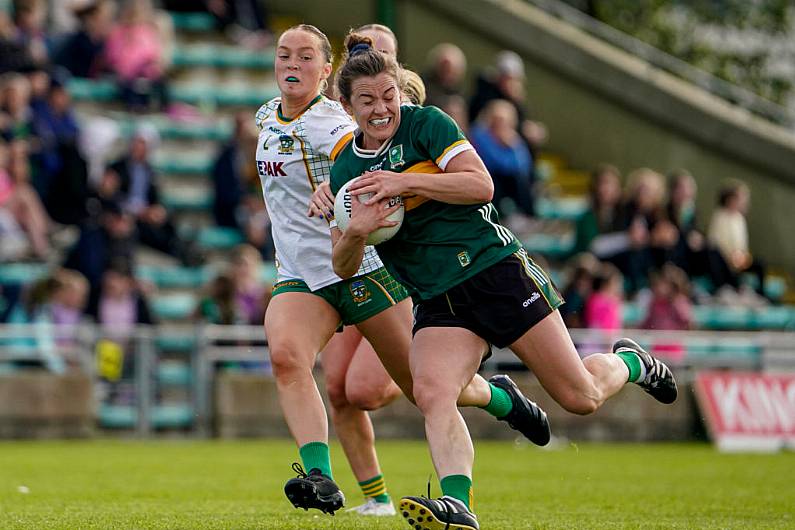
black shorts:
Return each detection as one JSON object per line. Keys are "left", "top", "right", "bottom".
{"left": 413, "top": 249, "right": 565, "bottom": 348}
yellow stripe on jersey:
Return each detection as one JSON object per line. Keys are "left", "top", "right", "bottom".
{"left": 399, "top": 160, "right": 441, "bottom": 211}
{"left": 292, "top": 132, "right": 316, "bottom": 192}
{"left": 434, "top": 139, "right": 468, "bottom": 167}
{"left": 330, "top": 131, "right": 354, "bottom": 161}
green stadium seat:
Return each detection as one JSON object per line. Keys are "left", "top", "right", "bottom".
{"left": 98, "top": 403, "right": 195, "bottom": 429}
{"left": 621, "top": 302, "right": 644, "bottom": 327}
{"left": 152, "top": 404, "right": 195, "bottom": 428}
{"left": 66, "top": 78, "right": 117, "bottom": 101}
{"left": 68, "top": 79, "right": 279, "bottom": 108}
{"left": 151, "top": 293, "right": 197, "bottom": 320}
{"left": 157, "top": 361, "right": 193, "bottom": 386}
{"left": 260, "top": 262, "right": 279, "bottom": 284}
{"left": 170, "top": 84, "right": 280, "bottom": 107}
{"left": 169, "top": 11, "right": 216, "bottom": 32}
{"left": 752, "top": 306, "right": 795, "bottom": 329}
{"left": 162, "top": 188, "right": 213, "bottom": 211}
{"left": 172, "top": 44, "right": 275, "bottom": 69}
{"left": 197, "top": 227, "right": 245, "bottom": 249}
{"left": 534, "top": 197, "right": 588, "bottom": 220}
{"left": 98, "top": 404, "right": 137, "bottom": 429}
{"left": 152, "top": 154, "right": 213, "bottom": 175}
{"left": 156, "top": 334, "right": 199, "bottom": 353}
{"left": 114, "top": 116, "right": 232, "bottom": 142}
{"left": 522, "top": 233, "right": 575, "bottom": 258}
{"left": 137, "top": 265, "right": 211, "bottom": 289}
{"left": 693, "top": 305, "right": 752, "bottom": 330}
{"left": 0, "top": 263, "right": 50, "bottom": 285}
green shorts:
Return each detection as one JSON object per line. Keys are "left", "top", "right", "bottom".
{"left": 272, "top": 267, "right": 409, "bottom": 326}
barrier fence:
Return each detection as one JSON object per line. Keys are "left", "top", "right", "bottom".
{"left": 1, "top": 324, "right": 794, "bottom": 437}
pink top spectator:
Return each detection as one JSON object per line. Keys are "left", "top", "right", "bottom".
{"left": 642, "top": 295, "right": 692, "bottom": 331}
{"left": 104, "top": 23, "right": 163, "bottom": 81}
{"left": 585, "top": 291, "right": 622, "bottom": 330}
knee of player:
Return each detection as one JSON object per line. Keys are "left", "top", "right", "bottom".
{"left": 269, "top": 343, "right": 311, "bottom": 379}
{"left": 558, "top": 389, "right": 600, "bottom": 416}
{"left": 346, "top": 383, "right": 396, "bottom": 411}
{"left": 412, "top": 380, "right": 457, "bottom": 413}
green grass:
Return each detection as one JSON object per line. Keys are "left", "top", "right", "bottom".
{"left": 0, "top": 440, "right": 793, "bottom": 529}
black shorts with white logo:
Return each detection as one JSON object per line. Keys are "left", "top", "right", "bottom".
{"left": 413, "top": 249, "right": 565, "bottom": 348}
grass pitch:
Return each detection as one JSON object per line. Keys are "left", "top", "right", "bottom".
{"left": 0, "top": 439, "right": 793, "bottom": 529}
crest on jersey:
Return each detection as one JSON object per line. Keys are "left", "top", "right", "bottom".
{"left": 350, "top": 279, "right": 371, "bottom": 304}
{"left": 278, "top": 135, "right": 295, "bottom": 154}
{"left": 457, "top": 251, "right": 471, "bottom": 267}
{"left": 388, "top": 145, "right": 405, "bottom": 168}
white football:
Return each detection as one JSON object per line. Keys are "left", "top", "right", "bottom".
{"left": 334, "top": 176, "right": 404, "bottom": 245}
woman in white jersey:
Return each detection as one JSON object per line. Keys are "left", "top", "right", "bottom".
{"left": 260, "top": 25, "right": 549, "bottom": 518}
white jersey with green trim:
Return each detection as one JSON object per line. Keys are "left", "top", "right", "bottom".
{"left": 255, "top": 95, "right": 383, "bottom": 291}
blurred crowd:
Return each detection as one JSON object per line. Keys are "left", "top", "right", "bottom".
{"left": 0, "top": 1, "right": 774, "bottom": 337}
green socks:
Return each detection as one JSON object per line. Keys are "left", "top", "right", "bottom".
{"left": 359, "top": 474, "right": 390, "bottom": 503}
{"left": 440, "top": 474, "right": 473, "bottom": 510}
{"left": 480, "top": 383, "right": 513, "bottom": 418}
{"left": 616, "top": 351, "right": 644, "bottom": 383}
{"left": 299, "top": 441, "right": 332, "bottom": 478}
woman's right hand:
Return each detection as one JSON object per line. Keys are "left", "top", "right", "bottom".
{"left": 307, "top": 181, "right": 335, "bottom": 219}
{"left": 347, "top": 194, "right": 401, "bottom": 238}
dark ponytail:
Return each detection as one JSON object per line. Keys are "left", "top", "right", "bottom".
{"left": 336, "top": 31, "right": 401, "bottom": 102}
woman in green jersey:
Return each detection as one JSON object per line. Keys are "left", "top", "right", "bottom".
{"left": 264, "top": 25, "right": 544, "bottom": 520}
{"left": 329, "top": 33, "right": 678, "bottom": 530}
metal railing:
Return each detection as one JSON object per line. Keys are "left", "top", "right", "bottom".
{"left": 1, "top": 323, "right": 794, "bottom": 436}
{"left": 524, "top": 0, "right": 794, "bottom": 126}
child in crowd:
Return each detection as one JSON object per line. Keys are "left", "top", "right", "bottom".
{"left": 642, "top": 264, "right": 693, "bottom": 331}
{"left": 560, "top": 252, "right": 600, "bottom": 329}
{"left": 584, "top": 262, "right": 624, "bottom": 331}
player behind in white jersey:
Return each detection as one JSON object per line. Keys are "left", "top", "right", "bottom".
{"left": 260, "top": 24, "right": 549, "bottom": 518}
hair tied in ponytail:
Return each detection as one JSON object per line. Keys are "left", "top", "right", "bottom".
{"left": 350, "top": 43, "right": 371, "bottom": 57}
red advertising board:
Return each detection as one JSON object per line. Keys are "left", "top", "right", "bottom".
{"left": 695, "top": 371, "right": 795, "bottom": 452}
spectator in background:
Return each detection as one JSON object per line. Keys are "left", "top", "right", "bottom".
{"left": 106, "top": 125, "right": 196, "bottom": 264}
{"left": 641, "top": 263, "right": 693, "bottom": 331}
{"left": 423, "top": 42, "right": 467, "bottom": 108}
{"left": 708, "top": 179, "right": 767, "bottom": 297}
{"left": 1, "top": 73, "right": 36, "bottom": 142}
{"left": 469, "top": 50, "right": 548, "bottom": 158}
{"left": 64, "top": 200, "right": 137, "bottom": 312}
{"left": 25, "top": 268, "right": 89, "bottom": 326}
{"left": 609, "top": 168, "right": 666, "bottom": 293}
{"left": 55, "top": 0, "right": 115, "bottom": 79}
{"left": 91, "top": 259, "right": 154, "bottom": 329}
{"left": 0, "top": 12, "right": 37, "bottom": 74}
{"left": 32, "top": 71, "right": 90, "bottom": 224}
{"left": 665, "top": 169, "right": 733, "bottom": 292}
{"left": 470, "top": 99, "right": 535, "bottom": 217}
{"left": 437, "top": 94, "right": 469, "bottom": 134}
{"left": 355, "top": 23, "right": 397, "bottom": 56}
{"left": 229, "top": 244, "right": 270, "bottom": 325}
{"left": 195, "top": 272, "right": 243, "bottom": 325}
{"left": 212, "top": 112, "right": 272, "bottom": 258}
{"left": 11, "top": 0, "right": 50, "bottom": 68}
{"left": 0, "top": 141, "right": 33, "bottom": 261}
{"left": 104, "top": 0, "right": 170, "bottom": 111}
{"left": 206, "top": 0, "right": 272, "bottom": 50}
{"left": 4, "top": 139, "right": 51, "bottom": 259}
{"left": 584, "top": 262, "right": 624, "bottom": 331}
{"left": 574, "top": 164, "right": 623, "bottom": 255}
{"left": 559, "top": 252, "right": 599, "bottom": 328}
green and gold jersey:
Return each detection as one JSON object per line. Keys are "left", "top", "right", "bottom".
{"left": 330, "top": 105, "right": 521, "bottom": 301}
